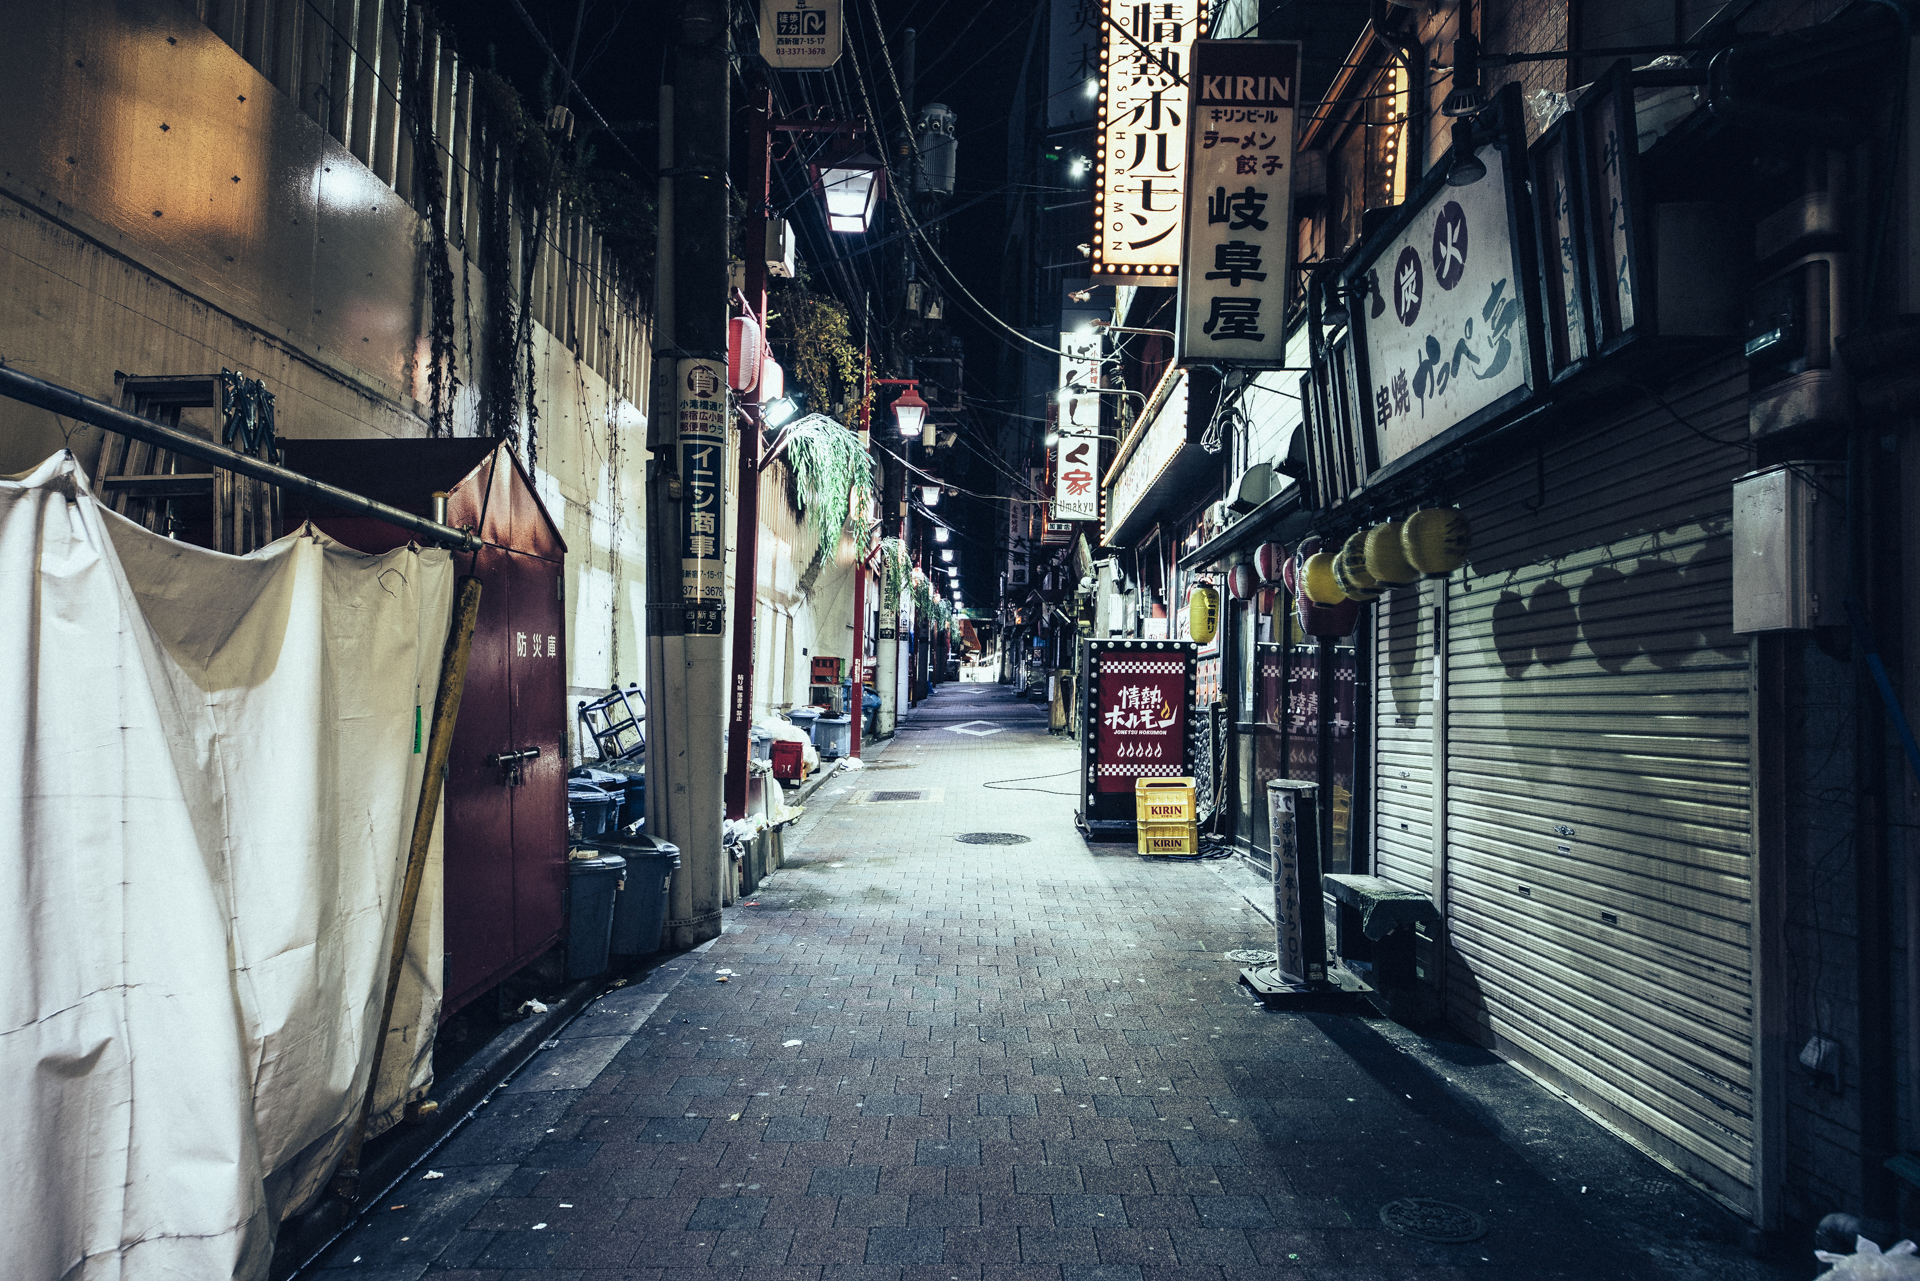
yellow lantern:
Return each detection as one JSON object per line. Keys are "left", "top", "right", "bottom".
{"left": 1364, "top": 521, "right": 1419, "bottom": 584}
{"left": 1402, "top": 507, "right": 1471, "bottom": 576}
{"left": 1188, "top": 583, "right": 1220, "bottom": 643}
{"left": 1335, "top": 530, "right": 1382, "bottom": 601}
{"left": 1302, "top": 552, "right": 1346, "bottom": 605}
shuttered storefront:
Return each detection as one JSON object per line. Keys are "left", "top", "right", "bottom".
{"left": 1374, "top": 581, "right": 1436, "bottom": 897}
{"left": 1376, "top": 356, "right": 1757, "bottom": 1212}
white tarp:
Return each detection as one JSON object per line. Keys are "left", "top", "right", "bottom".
{"left": 1, "top": 453, "right": 455, "bottom": 1279}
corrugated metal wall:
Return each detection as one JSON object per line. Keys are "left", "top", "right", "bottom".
{"left": 1375, "top": 356, "right": 1757, "bottom": 1212}
{"left": 1374, "top": 578, "right": 1435, "bottom": 894}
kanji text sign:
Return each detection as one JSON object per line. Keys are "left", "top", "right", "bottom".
{"left": 1176, "top": 40, "right": 1298, "bottom": 367}
{"left": 1093, "top": 655, "right": 1189, "bottom": 792}
{"left": 759, "top": 0, "right": 841, "bottom": 69}
{"left": 1091, "top": 0, "right": 1208, "bottom": 284}
{"left": 1348, "top": 140, "right": 1530, "bottom": 469}
{"left": 1055, "top": 329, "right": 1102, "bottom": 521}
{"left": 677, "top": 358, "right": 727, "bottom": 634}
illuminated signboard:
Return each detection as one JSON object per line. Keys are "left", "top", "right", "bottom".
{"left": 1091, "top": 0, "right": 1208, "bottom": 284}
{"left": 758, "top": 0, "right": 842, "bottom": 70}
{"left": 1055, "top": 328, "right": 1102, "bottom": 521}
{"left": 1175, "top": 39, "right": 1299, "bottom": 367}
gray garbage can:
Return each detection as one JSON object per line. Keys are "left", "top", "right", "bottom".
{"left": 609, "top": 836, "right": 682, "bottom": 955}
{"left": 565, "top": 854, "right": 626, "bottom": 979}
{"left": 814, "top": 714, "right": 852, "bottom": 759}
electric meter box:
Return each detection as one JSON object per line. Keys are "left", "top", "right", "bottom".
{"left": 1732, "top": 461, "right": 1847, "bottom": 633}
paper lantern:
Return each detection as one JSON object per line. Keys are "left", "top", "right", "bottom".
{"left": 1364, "top": 521, "right": 1418, "bottom": 584}
{"left": 759, "top": 355, "right": 785, "bottom": 403}
{"left": 1335, "top": 530, "right": 1382, "bottom": 601}
{"left": 1254, "top": 541, "right": 1288, "bottom": 584}
{"left": 1302, "top": 553, "right": 1345, "bottom": 605}
{"left": 728, "top": 314, "right": 763, "bottom": 392}
{"left": 1188, "top": 583, "right": 1220, "bottom": 643}
{"left": 1402, "top": 507, "right": 1472, "bottom": 575}
{"left": 1228, "top": 563, "right": 1259, "bottom": 600}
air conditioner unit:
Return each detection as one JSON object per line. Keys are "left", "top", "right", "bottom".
{"left": 766, "top": 218, "right": 795, "bottom": 278}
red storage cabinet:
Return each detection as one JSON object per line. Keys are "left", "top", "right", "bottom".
{"left": 281, "top": 439, "right": 569, "bottom": 1017}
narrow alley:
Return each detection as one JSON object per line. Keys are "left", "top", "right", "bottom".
{"left": 309, "top": 683, "right": 1792, "bottom": 1281}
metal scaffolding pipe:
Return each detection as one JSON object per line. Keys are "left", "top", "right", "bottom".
{"left": 0, "top": 363, "right": 482, "bottom": 551}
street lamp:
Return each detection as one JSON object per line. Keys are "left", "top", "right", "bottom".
{"left": 934, "top": 526, "right": 949, "bottom": 542}
{"left": 891, "top": 386, "right": 928, "bottom": 436}
{"left": 763, "top": 394, "right": 802, "bottom": 427}
{"left": 810, "top": 143, "right": 888, "bottom": 234}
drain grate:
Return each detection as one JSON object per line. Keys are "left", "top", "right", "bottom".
{"left": 868, "top": 790, "right": 927, "bottom": 802}
{"left": 1223, "top": 949, "right": 1278, "bottom": 965}
{"left": 955, "top": 832, "right": 1031, "bottom": 845}
{"left": 1378, "top": 1198, "right": 1487, "bottom": 1243}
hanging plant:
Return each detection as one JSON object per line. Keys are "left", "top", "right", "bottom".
{"left": 783, "top": 413, "right": 876, "bottom": 551}
{"left": 876, "top": 537, "right": 910, "bottom": 599}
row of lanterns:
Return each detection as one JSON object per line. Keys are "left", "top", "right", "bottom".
{"left": 1186, "top": 508, "right": 1471, "bottom": 642}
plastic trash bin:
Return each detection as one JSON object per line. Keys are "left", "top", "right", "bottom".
{"left": 751, "top": 728, "right": 774, "bottom": 761}
{"left": 814, "top": 714, "right": 852, "bottom": 759}
{"left": 565, "top": 853, "right": 626, "bottom": 979}
{"left": 568, "top": 784, "right": 618, "bottom": 837}
{"left": 786, "top": 706, "right": 821, "bottom": 737}
{"left": 771, "top": 738, "right": 805, "bottom": 781}
{"left": 609, "top": 836, "right": 681, "bottom": 955}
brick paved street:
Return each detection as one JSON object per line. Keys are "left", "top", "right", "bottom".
{"left": 312, "top": 681, "right": 1794, "bottom": 1281}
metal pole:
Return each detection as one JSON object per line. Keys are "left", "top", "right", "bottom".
{"left": 0, "top": 364, "right": 479, "bottom": 551}
{"left": 724, "top": 79, "right": 773, "bottom": 821}
{"left": 851, "top": 550, "right": 867, "bottom": 758}
{"left": 331, "top": 575, "right": 484, "bottom": 1202}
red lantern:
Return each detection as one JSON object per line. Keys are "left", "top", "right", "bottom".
{"left": 728, "top": 314, "right": 763, "bottom": 392}
{"left": 1228, "top": 563, "right": 1258, "bottom": 600}
{"left": 1254, "top": 541, "right": 1288, "bottom": 584}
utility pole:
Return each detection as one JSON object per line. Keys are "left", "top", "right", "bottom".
{"left": 649, "top": 0, "right": 729, "bottom": 950}
{"left": 724, "top": 79, "right": 773, "bottom": 822}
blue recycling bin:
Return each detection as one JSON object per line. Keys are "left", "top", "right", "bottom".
{"left": 565, "top": 853, "right": 626, "bottom": 979}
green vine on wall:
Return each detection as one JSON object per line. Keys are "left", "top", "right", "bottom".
{"left": 769, "top": 268, "right": 863, "bottom": 424}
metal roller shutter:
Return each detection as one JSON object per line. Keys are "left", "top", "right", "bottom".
{"left": 1440, "top": 356, "right": 1756, "bottom": 1213}
{"left": 1374, "top": 578, "right": 1434, "bottom": 895}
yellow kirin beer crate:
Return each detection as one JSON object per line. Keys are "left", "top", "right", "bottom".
{"left": 1137, "top": 821, "right": 1199, "bottom": 856}
{"left": 1134, "top": 777, "right": 1197, "bottom": 825}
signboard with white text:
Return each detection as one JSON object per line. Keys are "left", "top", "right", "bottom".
{"left": 676, "top": 359, "right": 728, "bottom": 634}
{"left": 1055, "top": 329, "right": 1103, "bottom": 521}
{"left": 758, "top": 0, "right": 842, "bottom": 70}
{"left": 1176, "top": 40, "right": 1299, "bottom": 367}
{"left": 1343, "top": 95, "right": 1538, "bottom": 475}
{"left": 1091, "top": 0, "right": 1208, "bottom": 284}
{"left": 1103, "top": 375, "right": 1189, "bottom": 543}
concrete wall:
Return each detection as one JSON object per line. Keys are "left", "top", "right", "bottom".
{"left": 0, "top": 0, "right": 651, "bottom": 763}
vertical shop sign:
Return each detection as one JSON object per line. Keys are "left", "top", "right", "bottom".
{"left": 1055, "top": 328, "right": 1103, "bottom": 521}
{"left": 1176, "top": 40, "right": 1299, "bottom": 366}
{"left": 677, "top": 358, "right": 727, "bottom": 635}
{"left": 1048, "top": 0, "right": 1101, "bottom": 128}
{"left": 758, "top": 0, "right": 842, "bottom": 70}
{"left": 1091, "top": 0, "right": 1208, "bottom": 284}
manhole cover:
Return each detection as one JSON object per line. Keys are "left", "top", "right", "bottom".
{"left": 955, "top": 832, "right": 1032, "bottom": 845}
{"left": 869, "top": 790, "right": 926, "bottom": 802}
{"left": 1378, "top": 1198, "right": 1487, "bottom": 1243}
{"left": 1223, "top": 949, "right": 1278, "bottom": 964}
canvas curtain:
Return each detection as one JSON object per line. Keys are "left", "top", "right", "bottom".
{"left": 0, "top": 452, "right": 454, "bottom": 1279}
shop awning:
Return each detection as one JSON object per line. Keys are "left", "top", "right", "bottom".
{"left": 1177, "top": 482, "right": 1311, "bottom": 571}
